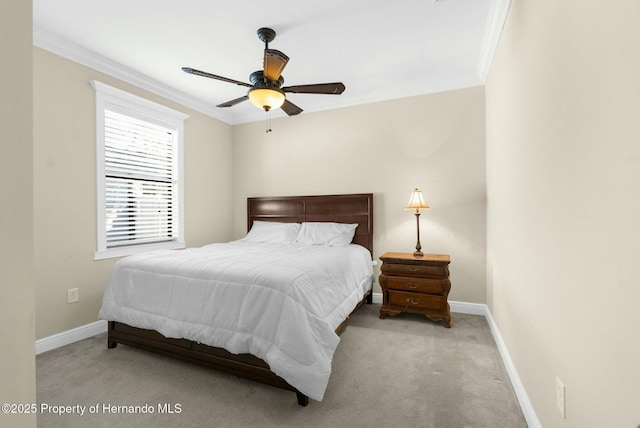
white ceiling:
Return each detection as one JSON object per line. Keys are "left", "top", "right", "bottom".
{"left": 33, "top": 0, "right": 510, "bottom": 125}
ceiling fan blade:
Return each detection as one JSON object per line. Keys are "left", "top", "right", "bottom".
{"left": 281, "top": 99, "right": 303, "bottom": 116}
{"left": 263, "top": 49, "right": 289, "bottom": 81}
{"left": 217, "top": 95, "right": 249, "bottom": 108}
{"left": 182, "top": 67, "right": 252, "bottom": 88}
{"left": 283, "top": 82, "right": 345, "bottom": 95}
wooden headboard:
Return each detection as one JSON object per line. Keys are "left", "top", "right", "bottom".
{"left": 247, "top": 193, "right": 374, "bottom": 254}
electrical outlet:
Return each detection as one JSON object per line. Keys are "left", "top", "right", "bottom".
{"left": 67, "top": 288, "right": 79, "bottom": 304}
{"left": 556, "top": 376, "right": 566, "bottom": 418}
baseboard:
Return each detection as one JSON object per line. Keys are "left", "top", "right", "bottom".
{"left": 449, "top": 299, "right": 488, "bottom": 316}
{"left": 483, "top": 308, "right": 541, "bottom": 428}
{"left": 35, "top": 320, "right": 108, "bottom": 355}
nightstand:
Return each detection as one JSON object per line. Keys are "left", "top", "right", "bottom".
{"left": 379, "top": 252, "right": 451, "bottom": 328}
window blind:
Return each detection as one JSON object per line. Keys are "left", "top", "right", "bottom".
{"left": 104, "top": 109, "right": 177, "bottom": 247}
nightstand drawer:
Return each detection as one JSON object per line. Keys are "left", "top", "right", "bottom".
{"left": 383, "top": 276, "right": 449, "bottom": 294}
{"left": 381, "top": 263, "right": 448, "bottom": 278}
{"left": 387, "top": 290, "right": 445, "bottom": 310}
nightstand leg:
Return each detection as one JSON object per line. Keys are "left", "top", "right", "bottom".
{"left": 425, "top": 314, "right": 452, "bottom": 328}
{"left": 380, "top": 308, "right": 401, "bottom": 319}
{"left": 444, "top": 316, "right": 451, "bottom": 328}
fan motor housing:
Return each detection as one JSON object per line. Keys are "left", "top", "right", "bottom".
{"left": 250, "top": 70, "right": 284, "bottom": 88}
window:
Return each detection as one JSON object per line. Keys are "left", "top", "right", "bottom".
{"left": 92, "top": 81, "right": 188, "bottom": 260}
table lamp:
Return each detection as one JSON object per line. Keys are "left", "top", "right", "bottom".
{"left": 405, "top": 188, "right": 430, "bottom": 257}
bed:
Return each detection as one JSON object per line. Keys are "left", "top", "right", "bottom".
{"left": 99, "top": 193, "right": 374, "bottom": 406}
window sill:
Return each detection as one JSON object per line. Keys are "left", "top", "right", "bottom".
{"left": 94, "top": 241, "right": 186, "bottom": 261}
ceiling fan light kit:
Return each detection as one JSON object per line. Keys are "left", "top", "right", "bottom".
{"left": 248, "top": 87, "right": 285, "bottom": 111}
{"left": 182, "top": 27, "right": 345, "bottom": 118}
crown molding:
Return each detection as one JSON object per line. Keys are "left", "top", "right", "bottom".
{"left": 477, "top": 0, "right": 512, "bottom": 82}
{"left": 233, "top": 76, "right": 485, "bottom": 125}
{"left": 33, "top": 27, "right": 233, "bottom": 124}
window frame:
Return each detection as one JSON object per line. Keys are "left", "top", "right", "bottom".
{"left": 92, "top": 80, "right": 188, "bottom": 260}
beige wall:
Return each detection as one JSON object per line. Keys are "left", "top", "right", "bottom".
{"left": 0, "top": 1, "right": 36, "bottom": 427}
{"left": 32, "top": 47, "right": 487, "bottom": 343}
{"left": 33, "top": 48, "right": 233, "bottom": 339}
{"left": 232, "top": 87, "right": 487, "bottom": 303}
{"left": 486, "top": 0, "right": 640, "bottom": 426}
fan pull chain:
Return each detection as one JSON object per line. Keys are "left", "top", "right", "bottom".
{"left": 265, "top": 110, "right": 272, "bottom": 133}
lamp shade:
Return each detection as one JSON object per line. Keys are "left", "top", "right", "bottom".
{"left": 248, "top": 87, "right": 286, "bottom": 111}
{"left": 405, "top": 188, "right": 430, "bottom": 211}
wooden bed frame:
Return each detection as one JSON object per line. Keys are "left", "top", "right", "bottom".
{"left": 106, "top": 193, "right": 374, "bottom": 406}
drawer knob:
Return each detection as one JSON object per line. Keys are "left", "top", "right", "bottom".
{"left": 407, "top": 283, "right": 418, "bottom": 288}
{"left": 408, "top": 266, "right": 418, "bottom": 272}
{"left": 407, "top": 298, "right": 421, "bottom": 305}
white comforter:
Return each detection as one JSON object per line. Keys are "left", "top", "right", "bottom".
{"left": 98, "top": 241, "right": 374, "bottom": 401}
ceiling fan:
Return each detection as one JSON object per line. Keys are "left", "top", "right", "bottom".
{"left": 182, "top": 27, "right": 345, "bottom": 116}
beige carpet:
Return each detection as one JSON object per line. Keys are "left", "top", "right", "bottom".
{"left": 36, "top": 304, "right": 528, "bottom": 427}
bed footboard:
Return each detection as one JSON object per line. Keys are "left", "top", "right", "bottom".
{"left": 107, "top": 320, "right": 308, "bottom": 404}
{"left": 107, "top": 289, "right": 371, "bottom": 406}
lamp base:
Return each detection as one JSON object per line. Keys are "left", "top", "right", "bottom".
{"left": 412, "top": 211, "right": 425, "bottom": 258}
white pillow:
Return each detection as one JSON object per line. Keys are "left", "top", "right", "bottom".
{"left": 240, "top": 221, "right": 301, "bottom": 244}
{"left": 296, "top": 222, "right": 358, "bottom": 247}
